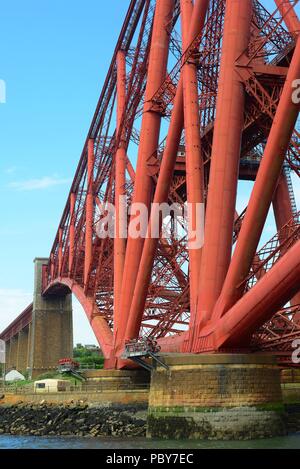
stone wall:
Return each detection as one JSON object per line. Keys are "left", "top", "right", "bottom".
{"left": 16, "top": 329, "right": 29, "bottom": 373}
{"left": 147, "top": 354, "right": 286, "bottom": 440}
{"left": 2, "top": 390, "right": 149, "bottom": 406}
{"left": 82, "top": 369, "right": 150, "bottom": 389}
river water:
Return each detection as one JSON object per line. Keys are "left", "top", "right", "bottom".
{"left": 0, "top": 434, "right": 299, "bottom": 449}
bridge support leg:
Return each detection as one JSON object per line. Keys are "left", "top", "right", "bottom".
{"left": 16, "top": 328, "right": 29, "bottom": 374}
{"left": 272, "top": 172, "right": 300, "bottom": 313}
{"left": 8, "top": 337, "right": 18, "bottom": 371}
{"left": 5, "top": 341, "right": 11, "bottom": 371}
{"left": 181, "top": 0, "right": 204, "bottom": 317}
{"left": 147, "top": 354, "right": 285, "bottom": 440}
{"left": 116, "top": 0, "right": 175, "bottom": 353}
{"left": 213, "top": 37, "right": 300, "bottom": 319}
{"left": 27, "top": 323, "right": 32, "bottom": 370}
{"left": 28, "top": 258, "right": 73, "bottom": 379}
{"left": 188, "top": 0, "right": 253, "bottom": 345}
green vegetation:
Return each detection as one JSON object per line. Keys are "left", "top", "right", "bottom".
{"left": 0, "top": 344, "right": 104, "bottom": 389}
{"left": 3, "top": 372, "right": 82, "bottom": 389}
{"left": 4, "top": 379, "right": 33, "bottom": 389}
{"left": 73, "top": 344, "right": 104, "bottom": 369}
{"left": 34, "top": 371, "right": 81, "bottom": 385}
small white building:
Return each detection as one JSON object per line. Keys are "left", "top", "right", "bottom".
{"left": 34, "top": 379, "right": 69, "bottom": 393}
{"left": 5, "top": 370, "right": 25, "bottom": 382}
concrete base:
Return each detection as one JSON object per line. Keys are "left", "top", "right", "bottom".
{"left": 147, "top": 354, "right": 286, "bottom": 440}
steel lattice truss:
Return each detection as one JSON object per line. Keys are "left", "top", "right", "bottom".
{"left": 40, "top": 0, "right": 300, "bottom": 367}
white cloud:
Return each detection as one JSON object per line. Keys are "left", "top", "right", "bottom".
{"left": 8, "top": 176, "right": 71, "bottom": 191}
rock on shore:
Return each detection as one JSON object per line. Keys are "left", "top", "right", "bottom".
{"left": 0, "top": 402, "right": 147, "bottom": 438}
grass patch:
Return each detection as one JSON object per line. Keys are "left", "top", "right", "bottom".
{"left": 4, "top": 371, "right": 82, "bottom": 389}
{"left": 34, "top": 371, "right": 80, "bottom": 384}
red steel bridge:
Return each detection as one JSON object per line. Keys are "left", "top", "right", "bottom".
{"left": 3, "top": 0, "right": 300, "bottom": 369}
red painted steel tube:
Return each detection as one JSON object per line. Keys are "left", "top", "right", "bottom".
{"left": 115, "top": 0, "right": 175, "bottom": 350}
{"left": 273, "top": 172, "right": 294, "bottom": 231}
{"left": 180, "top": 0, "right": 204, "bottom": 315}
{"left": 84, "top": 139, "right": 95, "bottom": 287}
{"left": 123, "top": 83, "right": 184, "bottom": 344}
{"left": 214, "top": 37, "right": 300, "bottom": 321}
{"left": 69, "top": 193, "right": 76, "bottom": 275}
{"left": 212, "top": 239, "right": 300, "bottom": 349}
{"left": 123, "top": 0, "right": 209, "bottom": 346}
{"left": 114, "top": 51, "right": 127, "bottom": 337}
{"left": 274, "top": 0, "right": 300, "bottom": 35}
{"left": 188, "top": 0, "right": 253, "bottom": 348}
{"left": 273, "top": 173, "right": 300, "bottom": 309}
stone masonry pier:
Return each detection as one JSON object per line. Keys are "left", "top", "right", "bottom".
{"left": 1, "top": 258, "right": 73, "bottom": 379}
{"left": 147, "top": 353, "right": 286, "bottom": 440}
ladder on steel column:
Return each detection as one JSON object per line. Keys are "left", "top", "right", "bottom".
{"left": 284, "top": 164, "right": 298, "bottom": 215}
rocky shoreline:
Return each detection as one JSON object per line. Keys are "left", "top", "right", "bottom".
{"left": 0, "top": 401, "right": 299, "bottom": 439}
{"left": 0, "top": 402, "right": 148, "bottom": 438}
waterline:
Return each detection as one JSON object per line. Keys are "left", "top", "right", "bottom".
{"left": 0, "top": 434, "right": 299, "bottom": 449}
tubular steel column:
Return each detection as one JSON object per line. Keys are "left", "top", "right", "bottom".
{"left": 84, "top": 139, "right": 94, "bottom": 287}
{"left": 69, "top": 192, "right": 76, "bottom": 275}
{"left": 114, "top": 50, "right": 127, "bottom": 337}
{"left": 273, "top": 172, "right": 300, "bottom": 309}
{"left": 123, "top": 0, "right": 209, "bottom": 344}
{"left": 181, "top": 0, "right": 204, "bottom": 315}
{"left": 116, "top": 0, "right": 175, "bottom": 351}
{"left": 213, "top": 239, "right": 300, "bottom": 350}
{"left": 189, "top": 0, "right": 253, "bottom": 347}
{"left": 214, "top": 38, "right": 300, "bottom": 320}
{"left": 124, "top": 83, "right": 184, "bottom": 343}
{"left": 275, "top": 0, "right": 300, "bottom": 35}
{"left": 273, "top": 172, "right": 294, "bottom": 231}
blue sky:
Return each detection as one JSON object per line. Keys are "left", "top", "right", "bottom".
{"left": 0, "top": 0, "right": 128, "bottom": 343}
{"left": 0, "top": 0, "right": 299, "bottom": 345}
